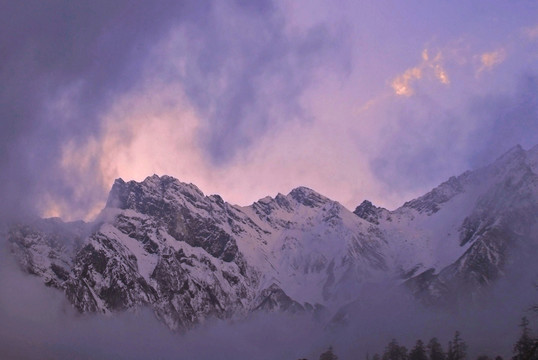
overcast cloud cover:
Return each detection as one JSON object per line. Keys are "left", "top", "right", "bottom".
{"left": 1, "top": 1, "right": 537, "bottom": 221}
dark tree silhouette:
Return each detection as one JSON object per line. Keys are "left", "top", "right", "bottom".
{"left": 409, "top": 340, "right": 428, "bottom": 360}
{"left": 428, "top": 337, "right": 446, "bottom": 360}
{"left": 447, "top": 331, "right": 467, "bottom": 360}
{"left": 319, "top": 346, "right": 338, "bottom": 360}
{"left": 383, "top": 339, "right": 408, "bottom": 360}
{"left": 513, "top": 317, "right": 538, "bottom": 360}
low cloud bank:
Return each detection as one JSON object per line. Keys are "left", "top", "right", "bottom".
{"left": 1, "top": 233, "right": 537, "bottom": 360}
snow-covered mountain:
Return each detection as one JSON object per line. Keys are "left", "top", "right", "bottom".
{"left": 7, "top": 144, "right": 538, "bottom": 330}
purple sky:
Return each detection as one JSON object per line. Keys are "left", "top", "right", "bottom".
{"left": 1, "top": 0, "right": 537, "bottom": 221}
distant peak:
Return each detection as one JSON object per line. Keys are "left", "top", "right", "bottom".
{"left": 354, "top": 200, "right": 382, "bottom": 224}
{"left": 257, "top": 196, "right": 274, "bottom": 204}
{"left": 105, "top": 174, "right": 206, "bottom": 211}
{"left": 139, "top": 175, "right": 203, "bottom": 194}
{"left": 209, "top": 194, "right": 224, "bottom": 205}
{"left": 288, "top": 186, "right": 329, "bottom": 207}
{"left": 142, "top": 174, "right": 169, "bottom": 184}
{"left": 494, "top": 144, "right": 526, "bottom": 164}
{"left": 357, "top": 199, "right": 374, "bottom": 208}
{"left": 506, "top": 144, "right": 524, "bottom": 153}
{"left": 289, "top": 186, "right": 316, "bottom": 196}
{"left": 401, "top": 174, "right": 465, "bottom": 215}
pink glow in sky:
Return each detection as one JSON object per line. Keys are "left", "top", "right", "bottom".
{"left": 1, "top": 1, "right": 537, "bottom": 221}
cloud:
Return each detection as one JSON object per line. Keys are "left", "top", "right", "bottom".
{"left": 0, "top": 0, "right": 199, "bottom": 221}
{"left": 0, "top": 1, "right": 349, "bottom": 222}
{"left": 522, "top": 25, "right": 538, "bottom": 40}
{"left": 2, "top": 3, "right": 538, "bottom": 356}
{"left": 370, "top": 72, "right": 538, "bottom": 198}
{"left": 2, "top": 239, "right": 536, "bottom": 360}
{"left": 391, "top": 49, "right": 450, "bottom": 96}
{"left": 392, "top": 67, "right": 423, "bottom": 96}
{"left": 1, "top": 0, "right": 537, "bottom": 224}
{"left": 434, "top": 64, "right": 450, "bottom": 84}
{"left": 63, "top": 30, "right": 536, "bottom": 217}
{"left": 0, "top": 241, "right": 332, "bottom": 360}
{"left": 153, "top": 1, "right": 347, "bottom": 164}
{"left": 56, "top": 73, "right": 382, "bottom": 218}
{"left": 477, "top": 49, "right": 507, "bottom": 73}
{"left": 466, "top": 73, "right": 538, "bottom": 167}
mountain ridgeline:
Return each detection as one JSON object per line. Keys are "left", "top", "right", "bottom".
{"left": 7, "top": 145, "right": 538, "bottom": 330}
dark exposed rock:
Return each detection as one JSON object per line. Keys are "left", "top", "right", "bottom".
{"left": 289, "top": 186, "right": 329, "bottom": 208}
{"left": 354, "top": 200, "right": 381, "bottom": 224}
{"left": 403, "top": 175, "right": 466, "bottom": 215}
{"left": 7, "top": 144, "right": 538, "bottom": 331}
{"left": 254, "top": 283, "right": 307, "bottom": 313}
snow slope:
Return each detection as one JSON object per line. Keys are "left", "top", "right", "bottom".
{"left": 7, "top": 145, "right": 538, "bottom": 329}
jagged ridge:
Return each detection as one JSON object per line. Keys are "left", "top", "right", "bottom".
{"left": 7, "top": 144, "right": 538, "bottom": 329}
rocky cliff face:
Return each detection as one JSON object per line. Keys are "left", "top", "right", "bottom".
{"left": 7, "top": 175, "right": 388, "bottom": 330}
{"left": 401, "top": 145, "right": 538, "bottom": 305}
{"left": 7, "top": 145, "right": 538, "bottom": 329}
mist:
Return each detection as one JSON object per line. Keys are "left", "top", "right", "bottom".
{"left": 1, "top": 230, "right": 537, "bottom": 360}
{"left": 0, "top": 242, "right": 325, "bottom": 360}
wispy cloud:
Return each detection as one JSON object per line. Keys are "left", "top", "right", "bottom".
{"left": 522, "top": 24, "right": 538, "bottom": 40}
{"left": 392, "top": 67, "right": 423, "bottom": 96}
{"left": 391, "top": 49, "right": 449, "bottom": 96}
{"left": 434, "top": 64, "right": 450, "bottom": 84}
{"left": 477, "top": 48, "right": 506, "bottom": 73}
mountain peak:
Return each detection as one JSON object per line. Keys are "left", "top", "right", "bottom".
{"left": 8, "top": 142, "right": 538, "bottom": 332}
{"left": 492, "top": 144, "right": 526, "bottom": 167}
{"left": 402, "top": 175, "right": 465, "bottom": 215}
{"left": 354, "top": 200, "right": 382, "bottom": 224}
{"left": 526, "top": 144, "right": 538, "bottom": 173}
{"left": 289, "top": 186, "right": 316, "bottom": 196}
{"left": 288, "top": 186, "right": 329, "bottom": 207}
{"left": 105, "top": 175, "right": 205, "bottom": 211}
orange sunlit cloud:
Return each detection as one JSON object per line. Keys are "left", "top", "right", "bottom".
{"left": 391, "top": 49, "right": 449, "bottom": 96}
{"left": 477, "top": 49, "right": 506, "bottom": 73}
{"left": 392, "top": 67, "right": 422, "bottom": 96}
